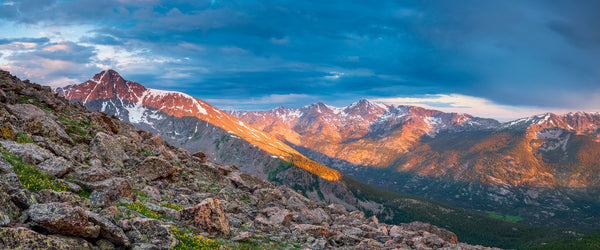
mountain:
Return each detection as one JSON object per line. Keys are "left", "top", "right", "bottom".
{"left": 230, "top": 99, "right": 499, "bottom": 167}
{"left": 56, "top": 70, "right": 340, "bottom": 181}
{"left": 231, "top": 100, "right": 600, "bottom": 228}
{"left": 0, "top": 69, "right": 507, "bottom": 249}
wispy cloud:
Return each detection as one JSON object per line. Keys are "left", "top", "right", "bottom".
{"left": 374, "top": 94, "right": 574, "bottom": 121}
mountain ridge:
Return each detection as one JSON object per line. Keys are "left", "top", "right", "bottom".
{"left": 56, "top": 70, "right": 341, "bottom": 181}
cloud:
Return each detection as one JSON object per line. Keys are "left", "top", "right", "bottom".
{"left": 0, "top": 0, "right": 599, "bottom": 115}
{"left": 206, "top": 94, "right": 317, "bottom": 111}
{"left": 79, "top": 34, "right": 123, "bottom": 45}
{"left": 0, "top": 37, "right": 49, "bottom": 45}
{"left": 373, "top": 94, "right": 574, "bottom": 122}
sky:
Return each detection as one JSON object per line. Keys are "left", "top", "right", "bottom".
{"left": 0, "top": 0, "right": 599, "bottom": 121}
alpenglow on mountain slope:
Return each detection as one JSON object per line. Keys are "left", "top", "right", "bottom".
{"left": 56, "top": 70, "right": 340, "bottom": 181}
{"left": 231, "top": 100, "right": 600, "bottom": 228}
{"left": 230, "top": 99, "right": 499, "bottom": 167}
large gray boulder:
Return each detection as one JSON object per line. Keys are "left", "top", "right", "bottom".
{"left": 27, "top": 203, "right": 100, "bottom": 238}
{"left": 89, "top": 132, "right": 129, "bottom": 167}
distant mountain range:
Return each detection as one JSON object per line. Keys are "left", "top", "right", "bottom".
{"left": 230, "top": 99, "right": 600, "bottom": 228}
{"left": 231, "top": 99, "right": 600, "bottom": 188}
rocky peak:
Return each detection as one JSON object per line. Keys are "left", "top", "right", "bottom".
{"left": 344, "top": 98, "right": 387, "bottom": 118}
{"left": 57, "top": 70, "right": 146, "bottom": 103}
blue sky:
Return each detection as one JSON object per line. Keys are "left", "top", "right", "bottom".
{"left": 0, "top": 0, "right": 599, "bottom": 120}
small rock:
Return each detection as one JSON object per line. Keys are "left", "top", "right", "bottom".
{"left": 10, "top": 188, "right": 37, "bottom": 209}
{"left": 355, "top": 238, "right": 383, "bottom": 250}
{"left": 292, "top": 224, "right": 336, "bottom": 238}
{"left": 192, "top": 151, "right": 206, "bottom": 163}
{"left": 231, "top": 231, "right": 252, "bottom": 242}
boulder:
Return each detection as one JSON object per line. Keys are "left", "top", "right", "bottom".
{"left": 176, "top": 198, "right": 230, "bottom": 235}
{"left": 85, "top": 210, "right": 130, "bottom": 247}
{"left": 0, "top": 140, "right": 53, "bottom": 164}
{"left": 27, "top": 203, "right": 100, "bottom": 238}
{"left": 10, "top": 188, "right": 37, "bottom": 209}
{"left": 89, "top": 132, "right": 129, "bottom": 167}
{"left": 254, "top": 206, "right": 293, "bottom": 232}
{"left": 88, "top": 178, "right": 136, "bottom": 207}
{"left": 134, "top": 156, "right": 178, "bottom": 181}
{"left": 37, "top": 157, "right": 73, "bottom": 177}
{"left": 5, "top": 104, "right": 46, "bottom": 121}
{"left": 37, "top": 189, "right": 91, "bottom": 208}
{"left": 0, "top": 227, "right": 76, "bottom": 249}
{"left": 0, "top": 184, "right": 21, "bottom": 224}
{"left": 25, "top": 115, "right": 72, "bottom": 144}
{"left": 126, "top": 218, "right": 177, "bottom": 249}
{"left": 70, "top": 164, "right": 113, "bottom": 182}
{"left": 0, "top": 157, "right": 13, "bottom": 174}
{"left": 293, "top": 207, "right": 331, "bottom": 225}
{"left": 192, "top": 151, "right": 206, "bottom": 163}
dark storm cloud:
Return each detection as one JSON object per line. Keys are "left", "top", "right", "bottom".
{"left": 1, "top": 0, "right": 599, "bottom": 111}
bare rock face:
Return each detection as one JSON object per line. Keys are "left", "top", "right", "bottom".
{"left": 26, "top": 203, "right": 100, "bottom": 238}
{"left": 89, "top": 132, "right": 129, "bottom": 167}
{"left": 177, "top": 198, "right": 230, "bottom": 236}
{"left": 134, "top": 156, "right": 178, "bottom": 181}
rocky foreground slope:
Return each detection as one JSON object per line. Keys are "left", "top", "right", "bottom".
{"left": 0, "top": 70, "right": 498, "bottom": 249}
